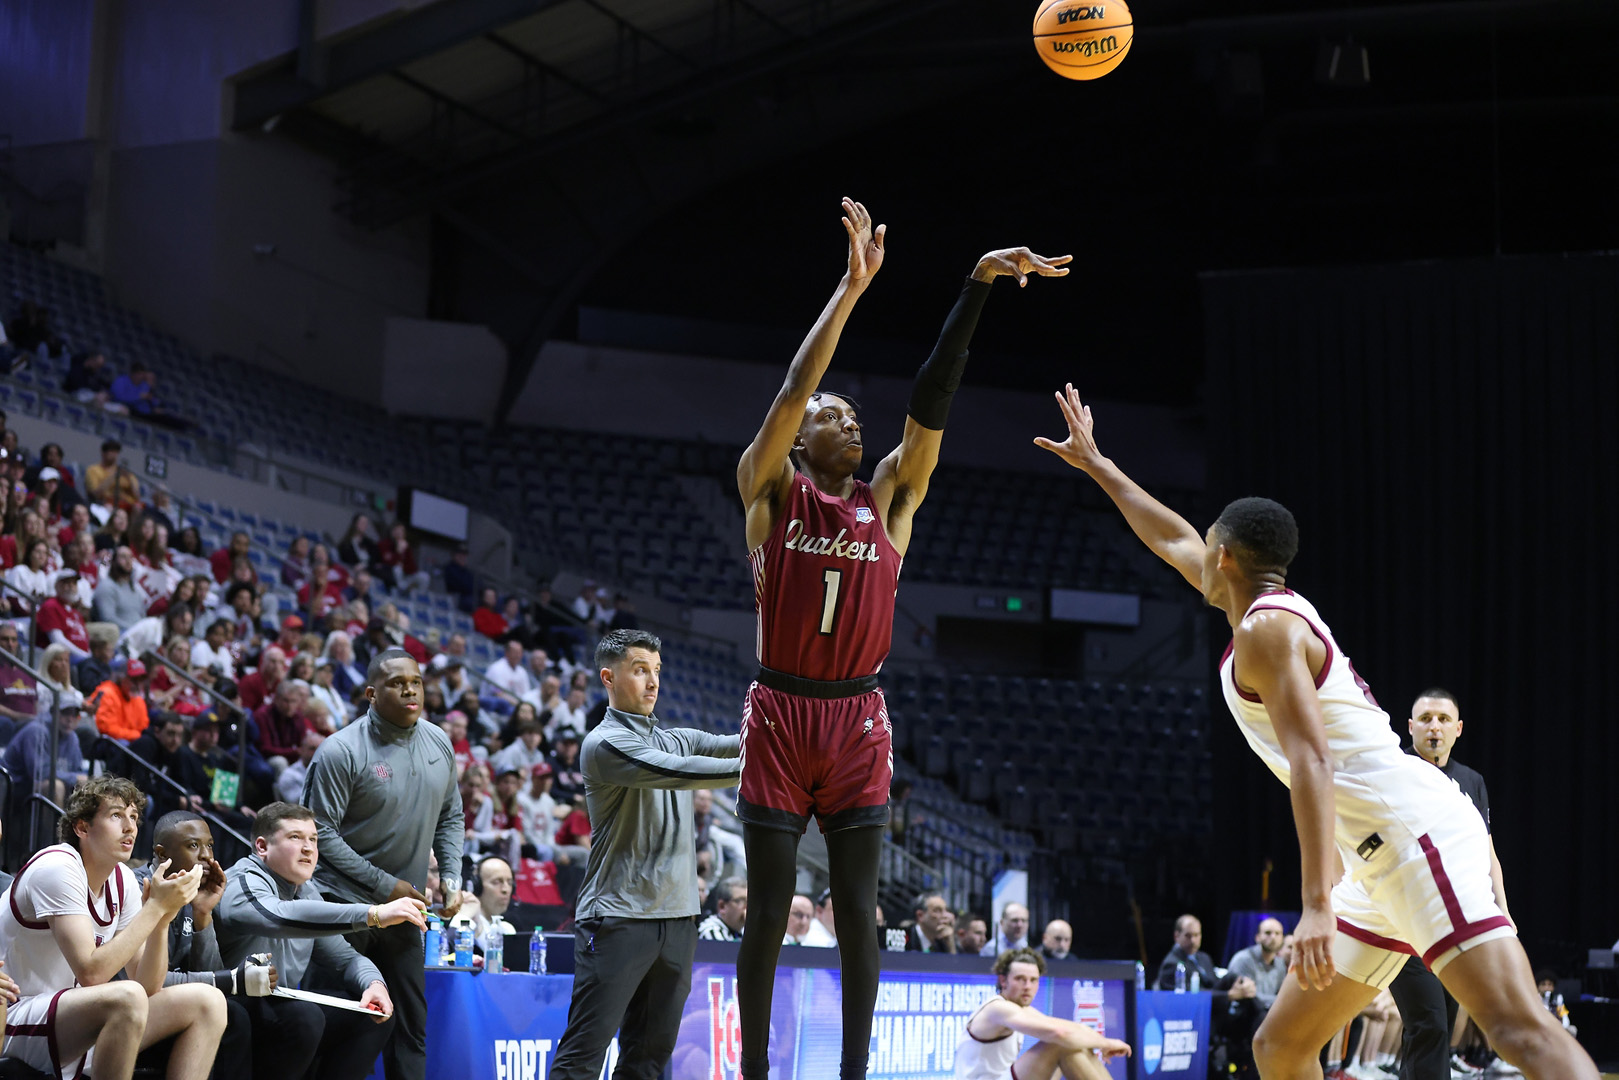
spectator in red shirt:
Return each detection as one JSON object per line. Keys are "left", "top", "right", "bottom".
{"left": 253, "top": 679, "right": 310, "bottom": 771}
{"left": 377, "top": 522, "right": 431, "bottom": 594}
{"left": 554, "top": 806, "right": 591, "bottom": 851}
{"left": 35, "top": 571, "right": 91, "bottom": 660}
{"left": 295, "top": 543, "right": 347, "bottom": 607}
{"left": 210, "top": 530, "right": 250, "bottom": 583}
{"left": 472, "top": 587, "right": 507, "bottom": 640}
{"left": 56, "top": 502, "right": 91, "bottom": 549}
{"left": 237, "top": 645, "right": 287, "bottom": 711}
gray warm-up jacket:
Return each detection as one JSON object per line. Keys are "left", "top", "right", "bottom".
{"left": 574, "top": 706, "right": 741, "bottom": 922}
{"left": 216, "top": 854, "right": 382, "bottom": 992}
{"left": 302, "top": 707, "right": 464, "bottom": 902}
{"left": 134, "top": 865, "right": 224, "bottom": 988}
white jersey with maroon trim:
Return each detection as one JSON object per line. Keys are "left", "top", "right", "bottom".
{"left": 954, "top": 999, "right": 1022, "bottom": 1080}
{"left": 1217, "top": 589, "right": 1478, "bottom": 880}
{"left": 0, "top": 844, "right": 141, "bottom": 999}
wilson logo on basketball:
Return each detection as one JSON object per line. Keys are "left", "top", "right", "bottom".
{"left": 1052, "top": 34, "right": 1119, "bottom": 56}
{"left": 1057, "top": 4, "right": 1107, "bottom": 22}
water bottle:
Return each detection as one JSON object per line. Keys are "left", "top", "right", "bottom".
{"left": 1135, "top": 962, "right": 1145, "bottom": 991}
{"left": 530, "top": 931, "right": 548, "bottom": 975}
{"left": 1188, "top": 969, "right": 1201, "bottom": 993}
{"left": 453, "top": 921, "right": 475, "bottom": 968}
{"left": 485, "top": 931, "right": 504, "bottom": 975}
{"left": 1173, "top": 963, "right": 1187, "bottom": 993}
{"left": 423, "top": 915, "right": 442, "bottom": 969}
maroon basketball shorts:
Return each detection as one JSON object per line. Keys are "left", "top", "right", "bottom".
{"left": 736, "top": 682, "right": 893, "bottom": 835}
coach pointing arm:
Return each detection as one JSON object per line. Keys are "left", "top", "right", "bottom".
{"left": 590, "top": 725, "right": 740, "bottom": 790}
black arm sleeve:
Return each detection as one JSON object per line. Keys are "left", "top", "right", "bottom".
{"left": 906, "top": 277, "right": 993, "bottom": 430}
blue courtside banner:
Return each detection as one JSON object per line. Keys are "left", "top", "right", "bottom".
{"left": 1133, "top": 991, "right": 1210, "bottom": 1080}
{"left": 372, "top": 951, "right": 1134, "bottom": 1080}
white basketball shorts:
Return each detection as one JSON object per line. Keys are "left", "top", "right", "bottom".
{"left": 1329, "top": 816, "right": 1514, "bottom": 990}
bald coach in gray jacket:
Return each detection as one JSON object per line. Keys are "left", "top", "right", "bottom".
{"left": 550, "top": 629, "right": 741, "bottom": 1080}
{"left": 302, "top": 649, "right": 463, "bottom": 1080}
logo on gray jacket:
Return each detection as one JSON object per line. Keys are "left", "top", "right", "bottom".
{"left": 373, "top": 762, "right": 393, "bottom": 782}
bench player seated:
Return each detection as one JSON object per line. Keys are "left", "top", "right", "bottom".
{"left": 0, "top": 774, "right": 227, "bottom": 1080}
{"left": 954, "top": 948, "right": 1130, "bottom": 1080}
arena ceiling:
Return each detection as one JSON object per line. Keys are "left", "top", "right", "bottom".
{"left": 231, "top": 0, "right": 1619, "bottom": 414}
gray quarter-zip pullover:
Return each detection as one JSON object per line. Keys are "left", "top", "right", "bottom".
{"left": 216, "top": 854, "right": 381, "bottom": 992}
{"left": 302, "top": 707, "right": 464, "bottom": 902}
{"left": 575, "top": 707, "right": 740, "bottom": 921}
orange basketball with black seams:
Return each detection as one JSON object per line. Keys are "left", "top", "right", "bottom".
{"left": 1033, "top": 0, "right": 1134, "bottom": 80}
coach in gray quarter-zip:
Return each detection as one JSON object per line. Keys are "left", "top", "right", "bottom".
{"left": 550, "top": 628, "right": 741, "bottom": 1080}
{"left": 301, "top": 648, "right": 463, "bottom": 1080}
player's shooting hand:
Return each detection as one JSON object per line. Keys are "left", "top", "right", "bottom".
{"left": 1034, "top": 383, "right": 1106, "bottom": 473}
{"left": 842, "top": 198, "right": 886, "bottom": 284}
{"left": 1290, "top": 906, "right": 1337, "bottom": 991}
{"left": 971, "top": 247, "right": 1071, "bottom": 287}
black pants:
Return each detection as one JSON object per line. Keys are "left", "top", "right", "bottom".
{"left": 1390, "top": 955, "right": 1459, "bottom": 1080}
{"left": 341, "top": 922, "right": 426, "bottom": 1080}
{"left": 549, "top": 916, "right": 696, "bottom": 1080}
{"left": 236, "top": 994, "right": 394, "bottom": 1080}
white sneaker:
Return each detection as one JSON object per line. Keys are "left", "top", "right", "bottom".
{"left": 1347, "top": 1064, "right": 1384, "bottom": 1080}
{"left": 1486, "top": 1062, "right": 1522, "bottom": 1076}
{"left": 1451, "top": 1055, "right": 1483, "bottom": 1075}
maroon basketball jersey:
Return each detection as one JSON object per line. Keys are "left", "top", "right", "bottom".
{"left": 749, "top": 472, "right": 901, "bottom": 681}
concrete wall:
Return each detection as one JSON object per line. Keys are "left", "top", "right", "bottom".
{"left": 510, "top": 341, "right": 1205, "bottom": 489}
{"left": 382, "top": 317, "right": 508, "bottom": 421}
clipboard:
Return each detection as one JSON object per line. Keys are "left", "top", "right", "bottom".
{"left": 271, "top": 986, "right": 388, "bottom": 1016}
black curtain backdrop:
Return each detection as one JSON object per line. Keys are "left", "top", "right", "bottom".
{"left": 1200, "top": 254, "right": 1619, "bottom": 968}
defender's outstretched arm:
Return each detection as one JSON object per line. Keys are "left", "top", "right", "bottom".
{"left": 1035, "top": 383, "right": 1205, "bottom": 590}
{"left": 737, "top": 198, "right": 884, "bottom": 527}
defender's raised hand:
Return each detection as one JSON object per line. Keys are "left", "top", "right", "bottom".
{"left": 1034, "top": 383, "right": 1106, "bottom": 473}
{"left": 842, "top": 198, "right": 887, "bottom": 284}
{"left": 971, "top": 248, "right": 1071, "bottom": 287}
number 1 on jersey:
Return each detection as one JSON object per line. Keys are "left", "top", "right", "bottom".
{"left": 819, "top": 569, "right": 842, "bottom": 635}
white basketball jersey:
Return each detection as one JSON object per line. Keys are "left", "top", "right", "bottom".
{"left": 0, "top": 844, "right": 140, "bottom": 999}
{"left": 954, "top": 1000, "right": 1022, "bottom": 1080}
{"left": 1218, "top": 590, "right": 1477, "bottom": 878}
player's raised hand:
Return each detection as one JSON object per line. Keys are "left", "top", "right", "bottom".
{"left": 842, "top": 198, "right": 886, "bottom": 284}
{"left": 1290, "top": 905, "right": 1337, "bottom": 991}
{"left": 972, "top": 248, "right": 1071, "bottom": 287}
{"left": 1034, "top": 383, "right": 1106, "bottom": 473}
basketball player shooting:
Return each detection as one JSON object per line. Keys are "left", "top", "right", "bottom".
{"left": 1033, "top": 384, "right": 1596, "bottom": 1080}
{"left": 733, "top": 197, "right": 1069, "bottom": 1080}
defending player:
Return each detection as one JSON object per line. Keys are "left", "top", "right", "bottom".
{"left": 955, "top": 948, "right": 1130, "bottom": 1080}
{"left": 734, "top": 197, "right": 1069, "bottom": 1080}
{"left": 1033, "top": 384, "right": 1596, "bottom": 1079}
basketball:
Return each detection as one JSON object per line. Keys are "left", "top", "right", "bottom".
{"left": 1033, "top": 0, "right": 1133, "bottom": 80}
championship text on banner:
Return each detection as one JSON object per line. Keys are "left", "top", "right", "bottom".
{"left": 1133, "top": 990, "right": 1211, "bottom": 1080}
{"left": 387, "top": 962, "right": 1129, "bottom": 1080}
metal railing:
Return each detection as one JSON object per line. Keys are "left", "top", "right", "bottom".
{"left": 137, "top": 650, "right": 250, "bottom": 786}
{"left": 93, "top": 736, "right": 252, "bottom": 863}
{"left": 0, "top": 644, "right": 76, "bottom": 852}
{"left": 0, "top": 576, "right": 44, "bottom": 664}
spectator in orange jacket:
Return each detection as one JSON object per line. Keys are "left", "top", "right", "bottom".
{"left": 92, "top": 655, "right": 151, "bottom": 741}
